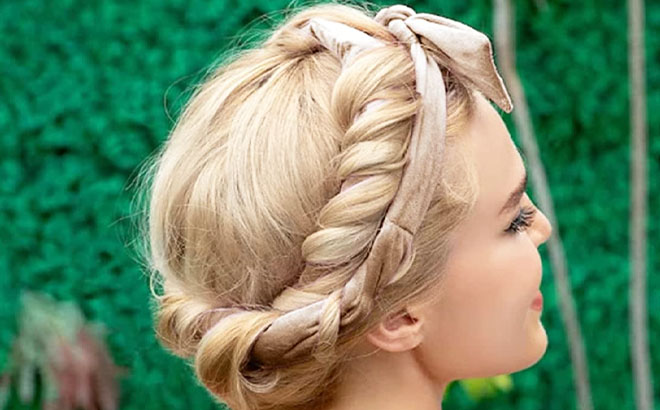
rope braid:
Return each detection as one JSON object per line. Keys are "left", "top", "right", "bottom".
{"left": 197, "top": 4, "right": 513, "bottom": 369}
{"left": 251, "top": 6, "right": 439, "bottom": 367}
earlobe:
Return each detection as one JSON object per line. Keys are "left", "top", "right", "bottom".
{"left": 365, "top": 309, "right": 424, "bottom": 353}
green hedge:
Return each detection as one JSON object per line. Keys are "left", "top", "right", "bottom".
{"left": 1, "top": 0, "right": 658, "bottom": 409}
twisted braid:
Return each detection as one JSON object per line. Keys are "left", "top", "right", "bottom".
{"left": 245, "top": 4, "right": 515, "bottom": 368}
{"left": 245, "top": 11, "right": 424, "bottom": 367}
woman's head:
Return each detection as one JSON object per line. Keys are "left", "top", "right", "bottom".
{"left": 359, "top": 91, "right": 553, "bottom": 384}
{"left": 137, "top": 2, "right": 551, "bottom": 409}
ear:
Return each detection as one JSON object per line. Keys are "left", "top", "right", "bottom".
{"left": 365, "top": 307, "right": 424, "bottom": 353}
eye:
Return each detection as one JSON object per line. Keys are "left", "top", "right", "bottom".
{"left": 505, "top": 205, "right": 537, "bottom": 234}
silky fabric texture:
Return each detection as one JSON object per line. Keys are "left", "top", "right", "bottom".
{"left": 212, "top": 4, "right": 514, "bottom": 367}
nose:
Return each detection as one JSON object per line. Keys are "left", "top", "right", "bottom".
{"left": 531, "top": 207, "right": 553, "bottom": 247}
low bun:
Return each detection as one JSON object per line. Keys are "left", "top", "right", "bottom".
{"left": 154, "top": 285, "right": 218, "bottom": 358}
{"left": 156, "top": 291, "right": 341, "bottom": 410}
{"left": 195, "top": 307, "right": 351, "bottom": 410}
{"left": 194, "top": 310, "right": 282, "bottom": 409}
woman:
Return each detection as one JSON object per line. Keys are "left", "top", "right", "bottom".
{"left": 139, "top": 2, "right": 553, "bottom": 409}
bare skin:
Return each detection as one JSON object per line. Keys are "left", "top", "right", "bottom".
{"left": 324, "top": 93, "right": 554, "bottom": 410}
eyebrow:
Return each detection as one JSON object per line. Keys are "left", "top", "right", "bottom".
{"left": 499, "top": 171, "right": 528, "bottom": 216}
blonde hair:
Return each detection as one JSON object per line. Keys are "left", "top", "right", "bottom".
{"left": 135, "top": 2, "right": 479, "bottom": 409}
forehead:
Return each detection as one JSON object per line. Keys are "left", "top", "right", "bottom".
{"left": 459, "top": 94, "right": 524, "bottom": 218}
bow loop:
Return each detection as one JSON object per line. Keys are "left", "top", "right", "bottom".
{"left": 404, "top": 15, "right": 513, "bottom": 112}
{"left": 375, "top": 7, "right": 513, "bottom": 113}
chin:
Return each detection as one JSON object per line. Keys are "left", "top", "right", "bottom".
{"left": 460, "top": 335, "right": 549, "bottom": 380}
{"left": 519, "top": 321, "right": 549, "bottom": 371}
{"left": 501, "top": 320, "right": 549, "bottom": 375}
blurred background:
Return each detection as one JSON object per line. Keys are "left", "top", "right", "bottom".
{"left": 1, "top": 0, "right": 657, "bottom": 409}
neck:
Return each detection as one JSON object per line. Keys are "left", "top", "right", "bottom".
{"left": 322, "top": 343, "right": 448, "bottom": 410}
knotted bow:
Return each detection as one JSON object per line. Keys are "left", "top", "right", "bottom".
{"left": 240, "top": 4, "right": 514, "bottom": 366}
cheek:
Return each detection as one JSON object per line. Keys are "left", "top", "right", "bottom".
{"left": 483, "top": 234, "right": 543, "bottom": 328}
{"left": 449, "top": 234, "right": 540, "bottom": 317}
{"left": 416, "top": 235, "right": 543, "bottom": 377}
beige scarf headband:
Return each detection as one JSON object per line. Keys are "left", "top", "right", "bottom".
{"left": 213, "top": 4, "right": 513, "bottom": 367}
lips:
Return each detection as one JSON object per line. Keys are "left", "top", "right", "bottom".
{"left": 531, "top": 290, "right": 543, "bottom": 311}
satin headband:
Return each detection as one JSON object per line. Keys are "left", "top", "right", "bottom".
{"left": 215, "top": 4, "right": 513, "bottom": 367}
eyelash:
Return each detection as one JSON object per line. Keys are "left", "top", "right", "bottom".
{"left": 505, "top": 205, "right": 537, "bottom": 234}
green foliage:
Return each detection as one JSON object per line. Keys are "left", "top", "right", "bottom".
{"left": 1, "top": 0, "right": 658, "bottom": 409}
{"left": 459, "top": 375, "right": 514, "bottom": 402}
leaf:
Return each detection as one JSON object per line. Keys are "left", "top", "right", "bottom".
{"left": 459, "top": 374, "right": 514, "bottom": 401}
